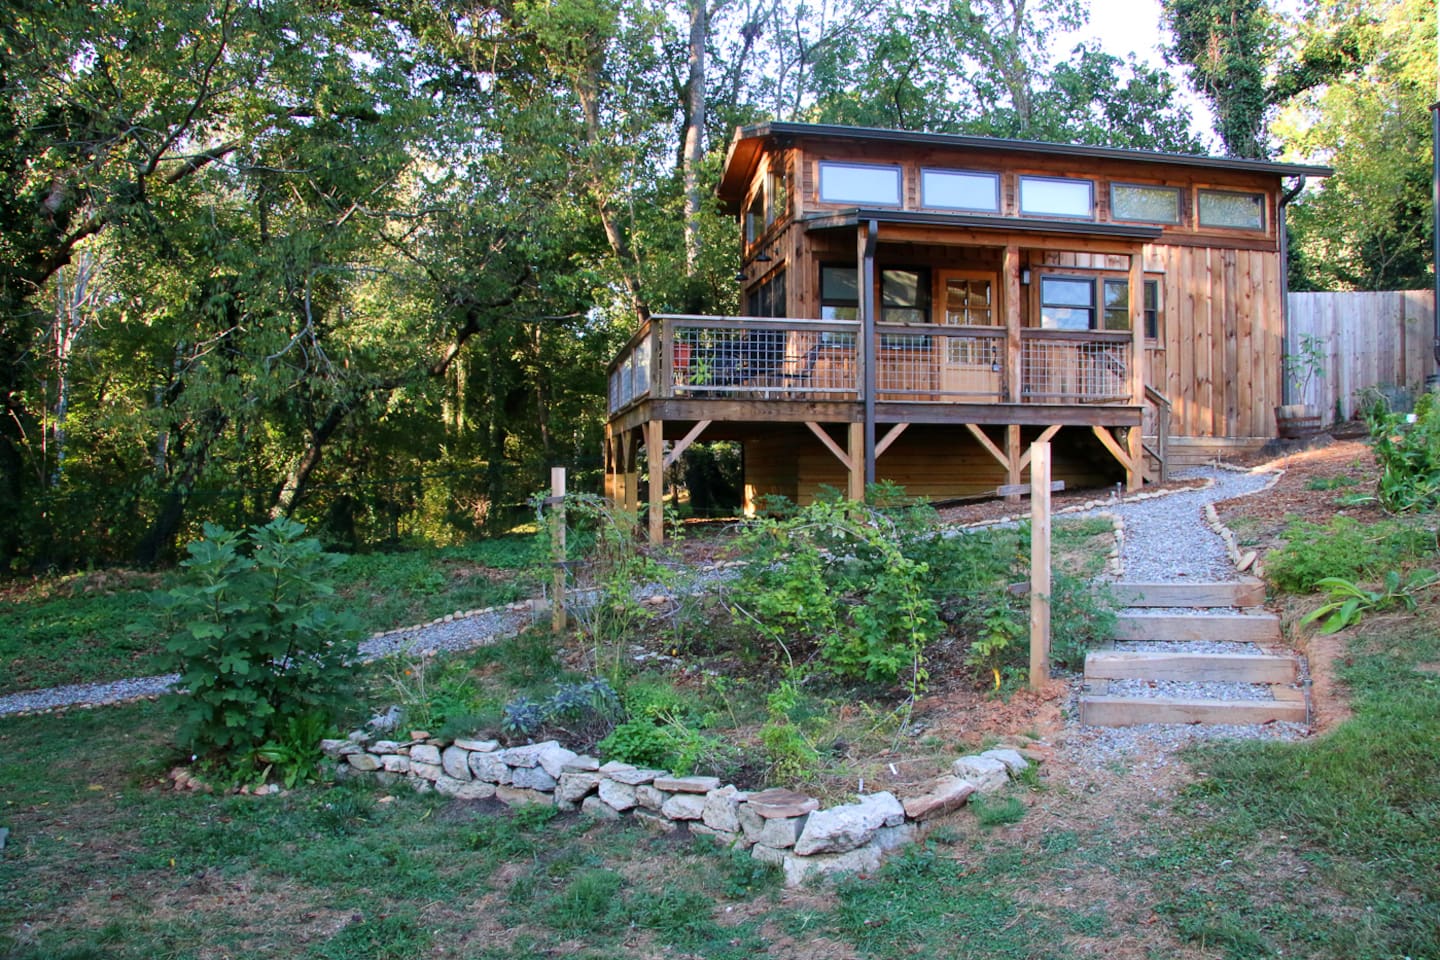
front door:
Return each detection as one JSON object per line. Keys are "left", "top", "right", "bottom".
{"left": 937, "top": 270, "right": 1002, "bottom": 399}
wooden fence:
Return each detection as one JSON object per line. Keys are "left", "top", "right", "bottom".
{"left": 1288, "top": 290, "right": 1436, "bottom": 423}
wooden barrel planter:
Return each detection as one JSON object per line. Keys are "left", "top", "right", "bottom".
{"left": 1275, "top": 404, "right": 1324, "bottom": 439}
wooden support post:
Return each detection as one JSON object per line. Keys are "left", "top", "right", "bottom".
{"left": 645, "top": 419, "right": 664, "bottom": 544}
{"left": 619, "top": 429, "right": 636, "bottom": 513}
{"left": 847, "top": 422, "right": 864, "bottom": 500}
{"left": 550, "top": 467, "right": 567, "bottom": 633}
{"left": 1005, "top": 423, "right": 1022, "bottom": 504}
{"left": 1004, "top": 244, "right": 1023, "bottom": 402}
{"left": 602, "top": 426, "right": 615, "bottom": 504}
{"left": 1128, "top": 252, "right": 1146, "bottom": 492}
{"left": 1029, "top": 441, "right": 1052, "bottom": 691}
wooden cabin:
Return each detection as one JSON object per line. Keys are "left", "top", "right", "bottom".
{"left": 604, "top": 122, "right": 1331, "bottom": 539}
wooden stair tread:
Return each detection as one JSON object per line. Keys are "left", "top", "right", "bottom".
{"left": 1114, "top": 612, "right": 1280, "bottom": 643}
{"left": 1110, "top": 581, "right": 1265, "bottom": 608}
{"left": 1085, "top": 650, "right": 1297, "bottom": 684}
{"left": 1079, "top": 694, "right": 1307, "bottom": 727}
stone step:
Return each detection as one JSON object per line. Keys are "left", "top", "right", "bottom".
{"left": 1114, "top": 612, "right": 1281, "bottom": 644}
{"left": 1079, "top": 694, "right": 1307, "bottom": 727}
{"left": 1085, "top": 650, "right": 1297, "bottom": 685}
{"left": 1109, "top": 581, "right": 1266, "bottom": 608}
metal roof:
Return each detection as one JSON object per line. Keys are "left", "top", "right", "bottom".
{"left": 801, "top": 208, "right": 1165, "bottom": 242}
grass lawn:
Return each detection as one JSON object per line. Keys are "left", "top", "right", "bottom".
{"left": 0, "top": 537, "right": 543, "bottom": 697}
{"left": 4, "top": 611, "right": 1435, "bottom": 960}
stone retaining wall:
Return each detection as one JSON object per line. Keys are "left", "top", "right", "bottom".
{"left": 322, "top": 732, "right": 1042, "bottom": 886}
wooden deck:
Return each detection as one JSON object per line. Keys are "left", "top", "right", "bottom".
{"left": 605, "top": 313, "right": 1157, "bottom": 541}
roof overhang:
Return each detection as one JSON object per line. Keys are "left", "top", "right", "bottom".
{"left": 802, "top": 209, "right": 1165, "bottom": 245}
{"left": 717, "top": 121, "right": 1334, "bottom": 212}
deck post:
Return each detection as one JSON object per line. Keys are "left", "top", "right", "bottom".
{"left": 620, "top": 429, "right": 638, "bottom": 513}
{"left": 645, "top": 419, "right": 664, "bottom": 543}
{"left": 1127, "top": 251, "right": 1146, "bottom": 491}
{"left": 860, "top": 220, "right": 879, "bottom": 490}
{"left": 1004, "top": 244, "right": 1022, "bottom": 403}
{"left": 1005, "top": 424, "right": 1022, "bottom": 504}
{"left": 847, "top": 422, "right": 864, "bottom": 500}
{"left": 550, "top": 467, "right": 568, "bottom": 633}
{"left": 1029, "top": 441, "right": 1052, "bottom": 691}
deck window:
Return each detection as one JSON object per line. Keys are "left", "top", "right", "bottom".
{"left": 820, "top": 265, "right": 858, "bottom": 321}
{"left": 745, "top": 189, "right": 764, "bottom": 244}
{"left": 1103, "top": 278, "right": 1160, "bottom": 339}
{"left": 1198, "top": 189, "right": 1265, "bottom": 230}
{"left": 921, "top": 169, "right": 1000, "bottom": 212}
{"left": 818, "top": 161, "right": 902, "bottom": 206}
{"left": 1039, "top": 277, "right": 1096, "bottom": 330}
{"left": 1019, "top": 176, "right": 1094, "bottom": 219}
{"left": 746, "top": 268, "right": 787, "bottom": 318}
{"left": 1111, "top": 183, "right": 1181, "bottom": 224}
{"left": 881, "top": 269, "right": 928, "bottom": 324}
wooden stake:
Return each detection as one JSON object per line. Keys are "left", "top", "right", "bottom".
{"left": 550, "top": 467, "right": 567, "bottom": 633}
{"left": 1029, "top": 441, "right": 1052, "bottom": 691}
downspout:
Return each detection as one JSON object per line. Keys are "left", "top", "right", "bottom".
{"left": 1432, "top": 101, "right": 1440, "bottom": 370}
{"left": 862, "top": 219, "right": 879, "bottom": 488}
{"left": 1278, "top": 175, "right": 1306, "bottom": 406}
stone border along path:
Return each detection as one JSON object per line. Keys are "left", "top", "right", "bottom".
{"left": 0, "top": 464, "right": 1282, "bottom": 721}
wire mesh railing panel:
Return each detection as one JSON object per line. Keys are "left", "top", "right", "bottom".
{"left": 1021, "top": 334, "right": 1131, "bottom": 403}
{"left": 667, "top": 318, "right": 860, "bottom": 399}
{"left": 875, "top": 326, "right": 1006, "bottom": 400}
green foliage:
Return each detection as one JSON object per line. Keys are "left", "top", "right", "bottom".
{"left": 1050, "top": 574, "right": 1118, "bottom": 671}
{"left": 592, "top": 679, "right": 738, "bottom": 776}
{"left": 1264, "top": 515, "right": 1433, "bottom": 594}
{"left": 971, "top": 795, "right": 1026, "bottom": 828}
{"left": 1300, "top": 569, "right": 1436, "bottom": 634}
{"left": 382, "top": 656, "right": 488, "bottom": 735}
{"left": 1304, "top": 474, "right": 1358, "bottom": 491}
{"left": 731, "top": 495, "right": 942, "bottom": 689}
{"left": 254, "top": 712, "right": 332, "bottom": 789}
{"left": 1368, "top": 391, "right": 1440, "bottom": 513}
{"left": 156, "top": 518, "right": 361, "bottom": 764}
{"left": 501, "top": 678, "right": 624, "bottom": 745}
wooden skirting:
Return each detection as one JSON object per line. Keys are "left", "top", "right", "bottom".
{"left": 1159, "top": 435, "right": 1269, "bottom": 466}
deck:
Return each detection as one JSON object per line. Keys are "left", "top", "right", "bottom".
{"left": 608, "top": 314, "right": 1143, "bottom": 429}
{"left": 604, "top": 314, "right": 1162, "bottom": 540}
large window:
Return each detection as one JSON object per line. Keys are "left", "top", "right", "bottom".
{"left": 881, "top": 269, "right": 928, "bottom": 324}
{"left": 1039, "top": 277, "right": 1097, "bottom": 330}
{"left": 818, "top": 161, "right": 902, "bottom": 206}
{"left": 744, "top": 190, "right": 763, "bottom": 244}
{"left": 1103, "top": 279, "right": 1160, "bottom": 339}
{"left": 1019, "top": 176, "right": 1094, "bottom": 219}
{"left": 1198, "top": 189, "right": 1265, "bottom": 230}
{"left": 1111, "top": 183, "right": 1181, "bottom": 224}
{"left": 746, "top": 269, "right": 787, "bottom": 318}
{"left": 820, "top": 265, "right": 858, "bottom": 321}
{"left": 921, "top": 169, "right": 1000, "bottom": 212}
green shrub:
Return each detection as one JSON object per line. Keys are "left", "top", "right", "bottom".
{"left": 1266, "top": 516, "right": 1434, "bottom": 594}
{"left": 1368, "top": 391, "right": 1440, "bottom": 512}
{"left": 1050, "top": 574, "right": 1117, "bottom": 670}
{"left": 157, "top": 518, "right": 361, "bottom": 765}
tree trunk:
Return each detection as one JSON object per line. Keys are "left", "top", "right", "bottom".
{"left": 682, "top": 0, "right": 708, "bottom": 274}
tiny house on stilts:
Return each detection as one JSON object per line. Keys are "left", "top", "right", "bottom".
{"left": 604, "top": 122, "right": 1331, "bottom": 540}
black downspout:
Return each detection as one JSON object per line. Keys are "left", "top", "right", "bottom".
{"left": 1278, "top": 175, "right": 1307, "bottom": 406}
{"left": 862, "top": 219, "right": 878, "bottom": 488}
{"left": 1431, "top": 102, "right": 1440, "bottom": 369}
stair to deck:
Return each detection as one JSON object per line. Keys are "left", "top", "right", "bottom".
{"left": 1079, "top": 581, "right": 1308, "bottom": 728}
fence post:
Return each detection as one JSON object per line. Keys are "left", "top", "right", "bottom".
{"left": 1029, "top": 441, "right": 1052, "bottom": 691}
{"left": 550, "top": 466, "right": 567, "bottom": 633}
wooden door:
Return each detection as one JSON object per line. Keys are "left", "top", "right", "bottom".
{"left": 936, "top": 270, "right": 1002, "bottom": 399}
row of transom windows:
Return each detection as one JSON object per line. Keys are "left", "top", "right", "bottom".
{"left": 814, "top": 160, "right": 1265, "bottom": 231}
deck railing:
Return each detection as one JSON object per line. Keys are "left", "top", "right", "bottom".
{"left": 607, "top": 315, "right": 1135, "bottom": 413}
{"left": 1019, "top": 329, "right": 1132, "bottom": 403}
